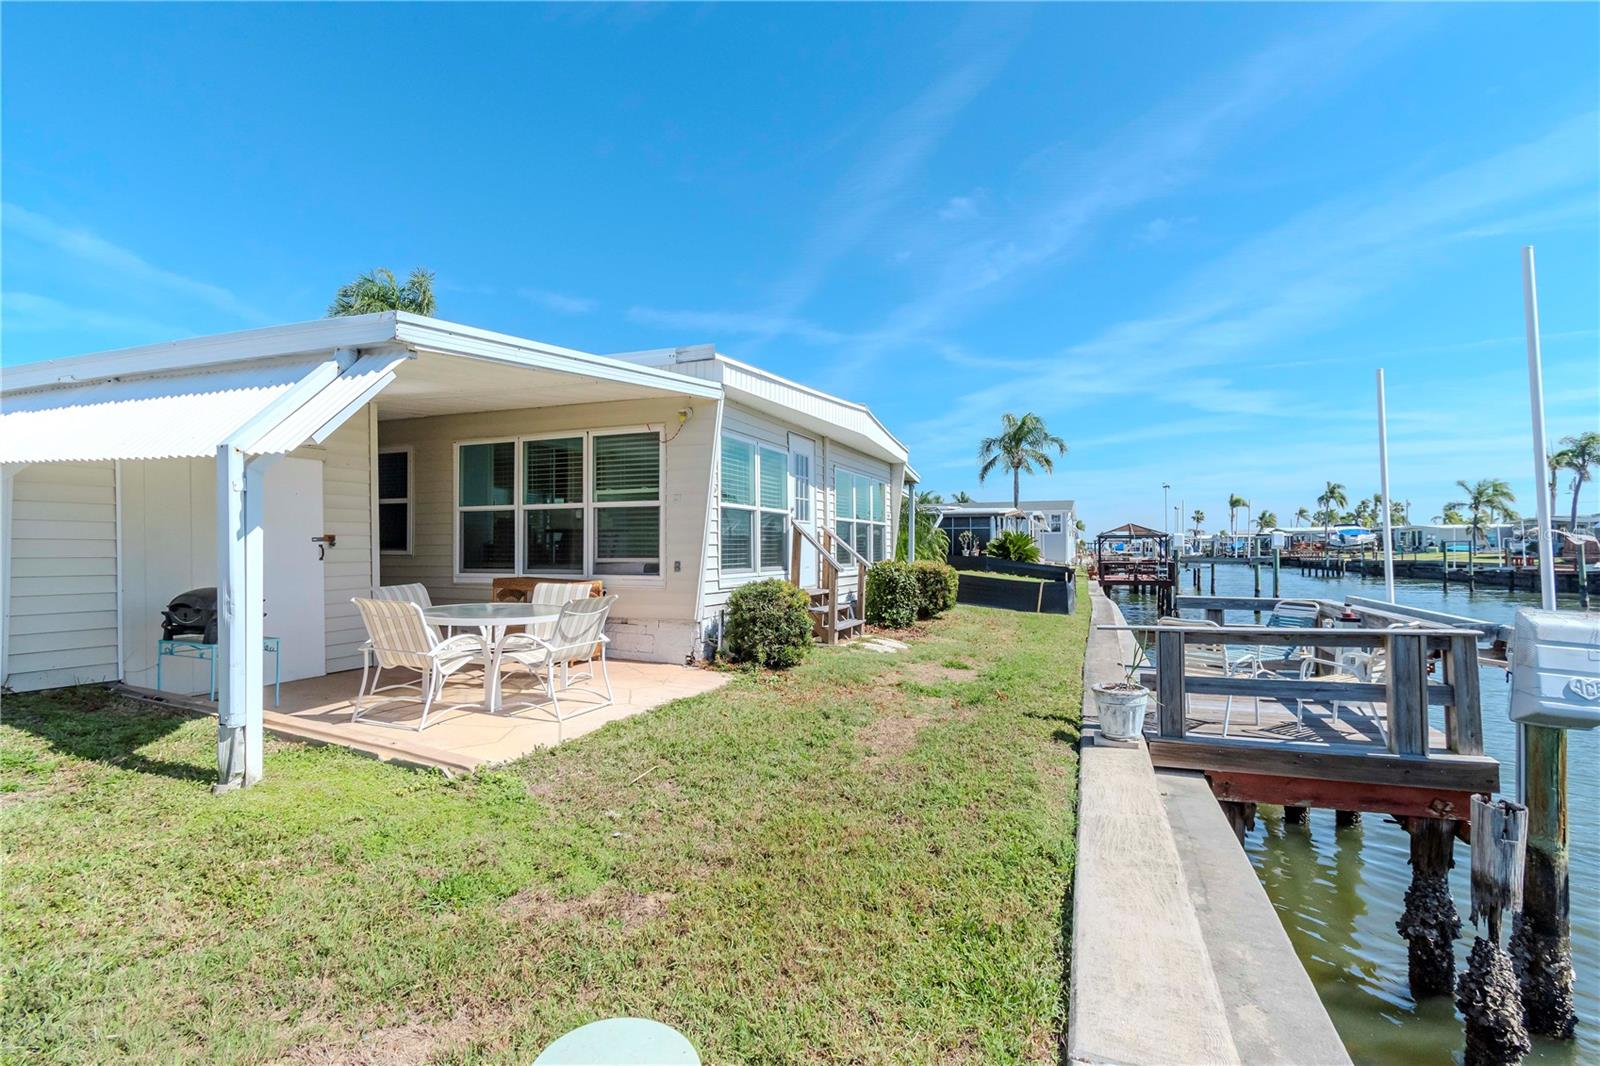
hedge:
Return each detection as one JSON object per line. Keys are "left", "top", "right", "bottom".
{"left": 865, "top": 560, "right": 919, "bottom": 628}
{"left": 724, "top": 579, "right": 813, "bottom": 668}
{"left": 910, "top": 560, "right": 958, "bottom": 617}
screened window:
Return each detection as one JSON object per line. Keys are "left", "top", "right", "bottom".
{"left": 720, "top": 435, "right": 788, "bottom": 573}
{"left": 456, "top": 430, "right": 662, "bottom": 578}
{"left": 833, "top": 467, "right": 890, "bottom": 565}
{"left": 377, "top": 448, "right": 411, "bottom": 554}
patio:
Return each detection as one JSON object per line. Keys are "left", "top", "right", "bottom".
{"left": 126, "top": 661, "right": 730, "bottom": 774}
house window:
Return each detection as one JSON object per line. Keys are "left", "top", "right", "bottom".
{"left": 377, "top": 448, "right": 412, "bottom": 554}
{"left": 457, "top": 430, "right": 663, "bottom": 578}
{"left": 792, "top": 452, "right": 811, "bottom": 523}
{"left": 720, "top": 435, "right": 788, "bottom": 573}
{"left": 1049, "top": 513, "right": 1063, "bottom": 534}
{"left": 833, "top": 467, "right": 888, "bottom": 565}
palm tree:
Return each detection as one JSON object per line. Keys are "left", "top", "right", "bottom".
{"left": 1226, "top": 494, "right": 1248, "bottom": 550}
{"left": 1445, "top": 478, "right": 1516, "bottom": 574}
{"left": 1191, "top": 509, "right": 1205, "bottom": 540}
{"left": 977, "top": 413, "right": 1067, "bottom": 510}
{"left": 328, "top": 267, "right": 437, "bottom": 317}
{"left": 1439, "top": 505, "right": 1467, "bottom": 525}
{"left": 1255, "top": 509, "right": 1278, "bottom": 533}
{"left": 898, "top": 489, "right": 949, "bottom": 561}
{"left": 1556, "top": 431, "right": 1600, "bottom": 563}
{"left": 950, "top": 490, "right": 974, "bottom": 505}
{"left": 1316, "top": 482, "right": 1348, "bottom": 543}
{"left": 1294, "top": 507, "right": 1311, "bottom": 527}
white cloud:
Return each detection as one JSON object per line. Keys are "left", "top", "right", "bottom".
{"left": 2, "top": 203, "right": 270, "bottom": 323}
{"left": 518, "top": 287, "right": 598, "bottom": 315}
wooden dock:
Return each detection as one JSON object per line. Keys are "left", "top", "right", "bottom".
{"left": 1095, "top": 521, "right": 1178, "bottom": 613}
{"left": 1111, "top": 595, "right": 1499, "bottom": 823}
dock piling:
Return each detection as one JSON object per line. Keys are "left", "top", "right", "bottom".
{"left": 1398, "top": 817, "right": 1461, "bottom": 998}
{"left": 1220, "top": 800, "right": 1257, "bottom": 844}
{"left": 1510, "top": 724, "right": 1577, "bottom": 1038}
{"left": 1458, "top": 796, "right": 1531, "bottom": 1066}
{"left": 1335, "top": 809, "right": 1362, "bottom": 829}
{"left": 1283, "top": 805, "right": 1307, "bottom": 826}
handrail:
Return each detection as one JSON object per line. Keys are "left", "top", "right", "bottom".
{"left": 819, "top": 527, "right": 869, "bottom": 621}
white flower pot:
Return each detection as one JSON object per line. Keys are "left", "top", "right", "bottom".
{"left": 1093, "top": 682, "right": 1150, "bottom": 741}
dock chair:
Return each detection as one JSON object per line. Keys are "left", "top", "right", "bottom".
{"left": 351, "top": 597, "right": 485, "bottom": 731}
{"left": 1290, "top": 623, "right": 1421, "bottom": 743}
{"left": 1155, "top": 617, "right": 1265, "bottom": 736}
{"left": 498, "top": 594, "right": 617, "bottom": 739}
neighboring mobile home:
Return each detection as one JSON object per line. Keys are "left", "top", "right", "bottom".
{"left": 0, "top": 313, "right": 912, "bottom": 780}
{"left": 938, "top": 499, "right": 1077, "bottom": 563}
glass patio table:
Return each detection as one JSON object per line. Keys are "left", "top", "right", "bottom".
{"left": 422, "top": 602, "right": 560, "bottom": 714}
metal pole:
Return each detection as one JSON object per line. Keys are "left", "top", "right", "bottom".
{"left": 1523, "top": 247, "right": 1557, "bottom": 614}
{"left": 1162, "top": 483, "right": 1170, "bottom": 538}
{"left": 1377, "top": 369, "right": 1396, "bottom": 602}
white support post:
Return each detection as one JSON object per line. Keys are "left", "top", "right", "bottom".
{"left": 906, "top": 479, "right": 917, "bottom": 561}
{"left": 215, "top": 446, "right": 270, "bottom": 790}
{"left": 0, "top": 465, "right": 22, "bottom": 689}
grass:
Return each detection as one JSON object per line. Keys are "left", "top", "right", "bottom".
{"left": 1, "top": 596, "right": 1090, "bottom": 1064}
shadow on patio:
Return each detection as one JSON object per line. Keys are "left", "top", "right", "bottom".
{"left": 127, "top": 661, "right": 730, "bottom": 774}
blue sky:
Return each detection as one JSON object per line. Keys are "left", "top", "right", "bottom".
{"left": 4, "top": 3, "right": 1597, "bottom": 533}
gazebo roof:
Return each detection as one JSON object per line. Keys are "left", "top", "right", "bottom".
{"left": 1097, "top": 522, "right": 1166, "bottom": 539}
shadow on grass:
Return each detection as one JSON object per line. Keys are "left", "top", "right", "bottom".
{"left": 4, "top": 687, "right": 214, "bottom": 784}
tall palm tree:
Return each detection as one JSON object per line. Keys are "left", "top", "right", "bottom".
{"left": 1191, "top": 508, "right": 1206, "bottom": 540}
{"left": 1226, "top": 494, "right": 1248, "bottom": 546}
{"left": 977, "top": 412, "right": 1067, "bottom": 510}
{"left": 328, "top": 267, "right": 437, "bottom": 317}
{"left": 950, "top": 490, "right": 974, "bottom": 505}
{"left": 1445, "top": 478, "right": 1516, "bottom": 573}
{"left": 1316, "top": 482, "right": 1348, "bottom": 543}
{"left": 1294, "top": 507, "right": 1311, "bottom": 527}
{"left": 1255, "top": 509, "right": 1278, "bottom": 533}
{"left": 1556, "top": 431, "right": 1600, "bottom": 563}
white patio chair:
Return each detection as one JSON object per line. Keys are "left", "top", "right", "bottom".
{"left": 1159, "top": 616, "right": 1267, "bottom": 736}
{"left": 351, "top": 597, "right": 484, "bottom": 731}
{"left": 1291, "top": 623, "right": 1419, "bottom": 743}
{"left": 521, "top": 582, "right": 595, "bottom": 641}
{"left": 366, "top": 583, "right": 443, "bottom": 643}
{"left": 498, "top": 594, "right": 617, "bottom": 738}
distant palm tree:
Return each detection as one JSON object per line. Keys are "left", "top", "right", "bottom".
{"left": 1191, "top": 508, "right": 1206, "bottom": 539}
{"left": 1316, "top": 482, "right": 1348, "bottom": 542}
{"left": 1294, "top": 507, "right": 1311, "bottom": 527}
{"left": 1445, "top": 478, "right": 1516, "bottom": 573}
{"left": 977, "top": 413, "right": 1067, "bottom": 510}
{"left": 1439, "top": 505, "right": 1467, "bottom": 525}
{"left": 950, "top": 490, "right": 974, "bottom": 505}
{"left": 1255, "top": 509, "right": 1278, "bottom": 533}
{"left": 1555, "top": 431, "right": 1600, "bottom": 563}
{"left": 1226, "top": 494, "right": 1248, "bottom": 546}
{"left": 328, "top": 267, "right": 437, "bottom": 317}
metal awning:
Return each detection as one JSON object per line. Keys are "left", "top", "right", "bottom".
{"left": 0, "top": 351, "right": 407, "bottom": 463}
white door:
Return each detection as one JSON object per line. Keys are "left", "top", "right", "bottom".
{"left": 263, "top": 458, "right": 326, "bottom": 683}
{"left": 789, "top": 434, "right": 817, "bottom": 587}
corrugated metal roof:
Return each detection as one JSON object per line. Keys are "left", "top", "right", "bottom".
{"left": 0, "top": 354, "right": 401, "bottom": 463}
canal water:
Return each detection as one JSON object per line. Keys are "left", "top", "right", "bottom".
{"left": 1111, "top": 565, "right": 1597, "bottom": 1065}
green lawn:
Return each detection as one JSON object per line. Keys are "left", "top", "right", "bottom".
{"left": 1, "top": 598, "right": 1089, "bottom": 1064}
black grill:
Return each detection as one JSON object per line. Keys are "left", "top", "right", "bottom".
{"left": 162, "top": 587, "right": 219, "bottom": 644}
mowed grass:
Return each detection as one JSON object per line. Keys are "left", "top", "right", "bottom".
{"left": 1, "top": 598, "right": 1088, "bottom": 1065}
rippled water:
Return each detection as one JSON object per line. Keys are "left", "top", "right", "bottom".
{"left": 1112, "top": 565, "right": 1597, "bottom": 1065}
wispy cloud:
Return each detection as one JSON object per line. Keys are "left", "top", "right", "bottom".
{"left": 519, "top": 287, "right": 598, "bottom": 315}
{"left": 937, "top": 194, "right": 982, "bottom": 222}
{"left": 2, "top": 203, "right": 270, "bottom": 323}
{"left": 626, "top": 305, "right": 846, "bottom": 345}
{"left": 1, "top": 291, "right": 189, "bottom": 340}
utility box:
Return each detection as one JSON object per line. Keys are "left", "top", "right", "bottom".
{"left": 1509, "top": 608, "right": 1600, "bottom": 729}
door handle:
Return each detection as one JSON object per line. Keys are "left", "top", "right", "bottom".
{"left": 312, "top": 534, "right": 337, "bottom": 560}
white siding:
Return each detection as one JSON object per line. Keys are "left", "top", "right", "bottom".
{"left": 377, "top": 396, "right": 718, "bottom": 663}
{"left": 317, "top": 411, "right": 376, "bottom": 673}
{"left": 4, "top": 463, "right": 120, "bottom": 691}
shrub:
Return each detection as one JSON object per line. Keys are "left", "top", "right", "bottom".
{"left": 911, "top": 560, "right": 958, "bottom": 617}
{"left": 986, "top": 530, "right": 1042, "bottom": 563}
{"left": 865, "top": 560, "right": 919, "bottom": 628}
{"left": 724, "top": 579, "right": 813, "bottom": 668}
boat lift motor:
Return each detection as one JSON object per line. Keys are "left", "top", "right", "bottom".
{"left": 1508, "top": 608, "right": 1600, "bottom": 730}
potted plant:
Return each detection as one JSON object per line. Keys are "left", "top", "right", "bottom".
{"left": 1093, "top": 658, "right": 1150, "bottom": 741}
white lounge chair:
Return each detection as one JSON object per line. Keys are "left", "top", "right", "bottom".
{"left": 1290, "top": 622, "right": 1421, "bottom": 743}
{"left": 499, "top": 594, "right": 617, "bottom": 739}
{"left": 351, "top": 597, "right": 484, "bottom": 731}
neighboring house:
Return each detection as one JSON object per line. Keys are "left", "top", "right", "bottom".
{"left": 938, "top": 499, "right": 1077, "bottom": 563}
{"left": 1392, "top": 523, "right": 1515, "bottom": 552}
{"left": 0, "top": 314, "right": 912, "bottom": 704}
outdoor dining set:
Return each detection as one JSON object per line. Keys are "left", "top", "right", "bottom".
{"left": 351, "top": 581, "right": 617, "bottom": 735}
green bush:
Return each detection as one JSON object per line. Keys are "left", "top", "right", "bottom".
{"left": 910, "top": 560, "right": 959, "bottom": 617}
{"left": 724, "top": 579, "right": 813, "bottom": 668}
{"left": 986, "top": 530, "right": 1042, "bottom": 563}
{"left": 865, "top": 560, "right": 919, "bottom": 628}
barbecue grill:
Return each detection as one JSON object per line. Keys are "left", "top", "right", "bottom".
{"left": 162, "top": 587, "right": 219, "bottom": 644}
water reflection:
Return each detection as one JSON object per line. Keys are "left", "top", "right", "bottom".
{"left": 1115, "top": 566, "right": 1596, "bottom": 1064}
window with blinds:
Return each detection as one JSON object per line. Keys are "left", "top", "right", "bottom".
{"left": 720, "top": 434, "right": 788, "bottom": 574}
{"left": 456, "top": 430, "right": 662, "bottom": 578}
{"left": 833, "top": 467, "right": 890, "bottom": 565}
